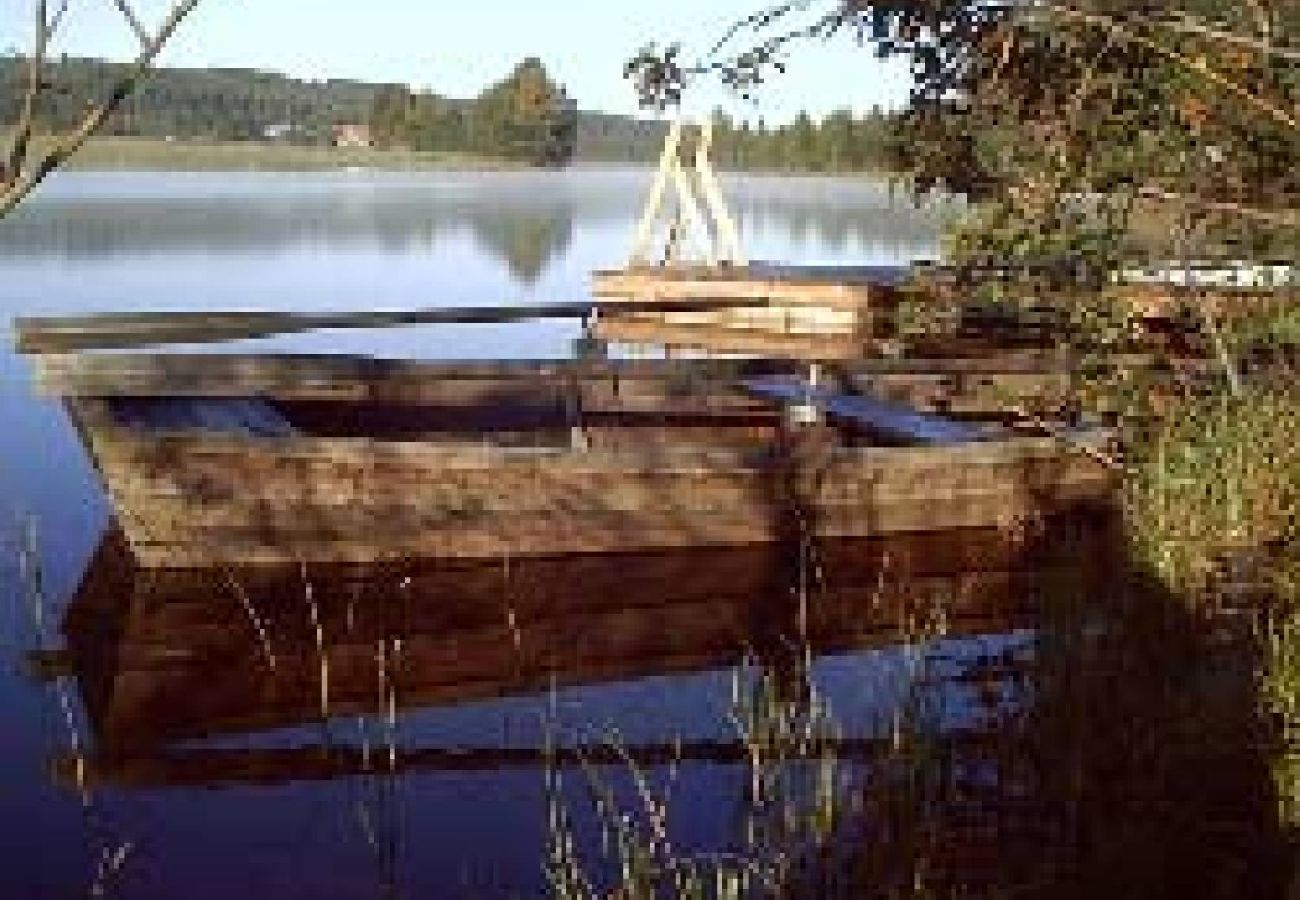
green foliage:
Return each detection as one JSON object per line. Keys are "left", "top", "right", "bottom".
{"left": 546, "top": 659, "right": 845, "bottom": 900}
{"left": 1262, "top": 613, "right": 1300, "bottom": 824}
{"left": 0, "top": 56, "right": 379, "bottom": 144}
{"left": 708, "top": 105, "right": 897, "bottom": 173}
{"left": 365, "top": 60, "right": 579, "bottom": 166}
{"left": 633, "top": 1, "right": 1298, "bottom": 267}
{"left": 468, "top": 58, "right": 577, "bottom": 166}
{"left": 1124, "top": 385, "right": 1300, "bottom": 604}
{"left": 0, "top": 57, "right": 626, "bottom": 164}
{"left": 1, "top": 56, "right": 904, "bottom": 172}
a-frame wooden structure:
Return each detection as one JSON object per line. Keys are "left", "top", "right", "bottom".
{"left": 628, "top": 117, "right": 748, "bottom": 267}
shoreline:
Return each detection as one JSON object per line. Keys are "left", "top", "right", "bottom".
{"left": 52, "top": 136, "right": 902, "bottom": 179}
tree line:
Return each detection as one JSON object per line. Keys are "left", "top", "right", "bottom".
{"left": 706, "top": 107, "right": 896, "bottom": 173}
{"left": 2, "top": 55, "right": 901, "bottom": 172}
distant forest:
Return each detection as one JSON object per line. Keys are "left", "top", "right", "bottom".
{"left": 0, "top": 56, "right": 898, "bottom": 171}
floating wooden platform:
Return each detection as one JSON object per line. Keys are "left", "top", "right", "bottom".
{"left": 42, "top": 351, "right": 1116, "bottom": 569}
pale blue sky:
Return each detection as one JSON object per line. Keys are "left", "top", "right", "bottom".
{"left": 2, "top": 0, "right": 912, "bottom": 122}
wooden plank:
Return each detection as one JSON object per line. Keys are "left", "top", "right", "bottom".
{"left": 36, "top": 349, "right": 1186, "bottom": 401}
{"left": 93, "top": 454, "right": 1111, "bottom": 568}
{"left": 63, "top": 380, "right": 1115, "bottom": 568}
{"left": 34, "top": 352, "right": 785, "bottom": 402}
{"left": 13, "top": 298, "right": 773, "bottom": 354}
{"left": 742, "top": 376, "right": 991, "bottom": 445}
{"left": 595, "top": 315, "right": 872, "bottom": 360}
{"left": 594, "top": 262, "right": 910, "bottom": 292}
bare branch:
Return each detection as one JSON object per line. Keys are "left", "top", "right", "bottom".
{"left": 4, "top": 1, "right": 50, "bottom": 190}
{"left": 705, "top": 1, "right": 808, "bottom": 61}
{"left": 0, "top": 0, "right": 205, "bottom": 218}
{"left": 110, "top": 0, "right": 153, "bottom": 50}
{"left": 48, "top": 0, "right": 71, "bottom": 35}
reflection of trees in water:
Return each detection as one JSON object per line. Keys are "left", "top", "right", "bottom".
{"left": 734, "top": 193, "right": 958, "bottom": 258}
{"left": 0, "top": 172, "right": 956, "bottom": 265}
{"left": 467, "top": 205, "right": 574, "bottom": 285}
{"left": 0, "top": 195, "right": 450, "bottom": 259}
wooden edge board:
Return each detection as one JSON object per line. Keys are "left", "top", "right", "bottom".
{"left": 13, "top": 298, "right": 775, "bottom": 355}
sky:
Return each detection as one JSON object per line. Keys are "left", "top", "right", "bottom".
{"left": 1, "top": 0, "right": 913, "bottom": 123}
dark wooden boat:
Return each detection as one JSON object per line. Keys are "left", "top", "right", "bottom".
{"left": 36, "top": 352, "right": 1117, "bottom": 569}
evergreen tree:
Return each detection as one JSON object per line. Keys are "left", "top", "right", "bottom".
{"left": 469, "top": 58, "right": 576, "bottom": 167}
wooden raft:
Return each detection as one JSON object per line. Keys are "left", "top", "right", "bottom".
{"left": 43, "top": 351, "right": 1116, "bottom": 569}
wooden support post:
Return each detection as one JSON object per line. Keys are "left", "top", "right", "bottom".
{"left": 628, "top": 117, "right": 746, "bottom": 268}
{"left": 629, "top": 120, "right": 684, "bottom": 265}
{"left": 694, "top": 119, "right": 746, "bottom": 266}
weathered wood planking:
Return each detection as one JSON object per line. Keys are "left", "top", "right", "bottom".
{"left": 591, "top": 261, "right": 1294, "bottom": 337}
{"left": 591, "top": 263, "right": 909, "bottom": 336}
{"left": 595, "top": 315, "right": 870, "bottom": 359}
{"left": 67, "top": 391, "right": 1115, "bottom": 568}
{"left": 35, "top": 352, "right": 779, "bottom": 418}
{"left": 35, "top": 349, "right": 1166, "bottom": 397}
{"left": 592, "top": 262, "right": 909, "bottom": 305}
{"left": 13, "top": 298, "right": 772, "bottom": 354}
{"left": 33, "top": 349, "right": 1134, "bottom": 425}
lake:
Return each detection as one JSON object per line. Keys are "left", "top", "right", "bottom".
{"left": 0, "top": 169, "right": 1285, "bottom": 899}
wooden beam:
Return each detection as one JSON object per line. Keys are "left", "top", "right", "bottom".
{"left": 13, "top": 298, "right": 772, "bottom": 354}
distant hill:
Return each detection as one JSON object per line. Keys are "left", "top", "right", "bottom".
{"left": 0, "top": 57, "right": 668, "bottom": 162}
{"left": 0, "top": 57, "right": 897, "bottom": 171}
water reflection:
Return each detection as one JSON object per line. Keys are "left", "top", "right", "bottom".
{"left": 468, "top": 207, "right": 575, "bottom": 285}
{"left": 0, "top": 170, "right": 953, "bottom": 278}
{"left": 55, "top": 527, "right": 1056, "bottom": 765}
{"left": 30, "top": 500, "right": 1289, "bottom": 897}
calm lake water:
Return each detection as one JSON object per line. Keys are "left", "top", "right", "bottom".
{"left": 0, "top": 169, "right": 1286, "bottom": 899}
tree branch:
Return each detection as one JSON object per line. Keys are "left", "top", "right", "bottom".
{"left": 0, "top": 0, "right": 205, "bottom": 219}
{"left": 1044, "top": 3, "right": 1300, "bottom": 134}
{"left": 110, "top": 0, "right": 153, "bottom": 50}
{"left": 48, "top": 0, "right": 71, "bottom": 35}
{"left": 1158, "top": 10, "right": 1299, "bottom": 63}
{"left": 1136, "top": 186, "right": 1300, "bottom": 228}
{"left": 4, "top": 1, "right": 50, "bottom": 191}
